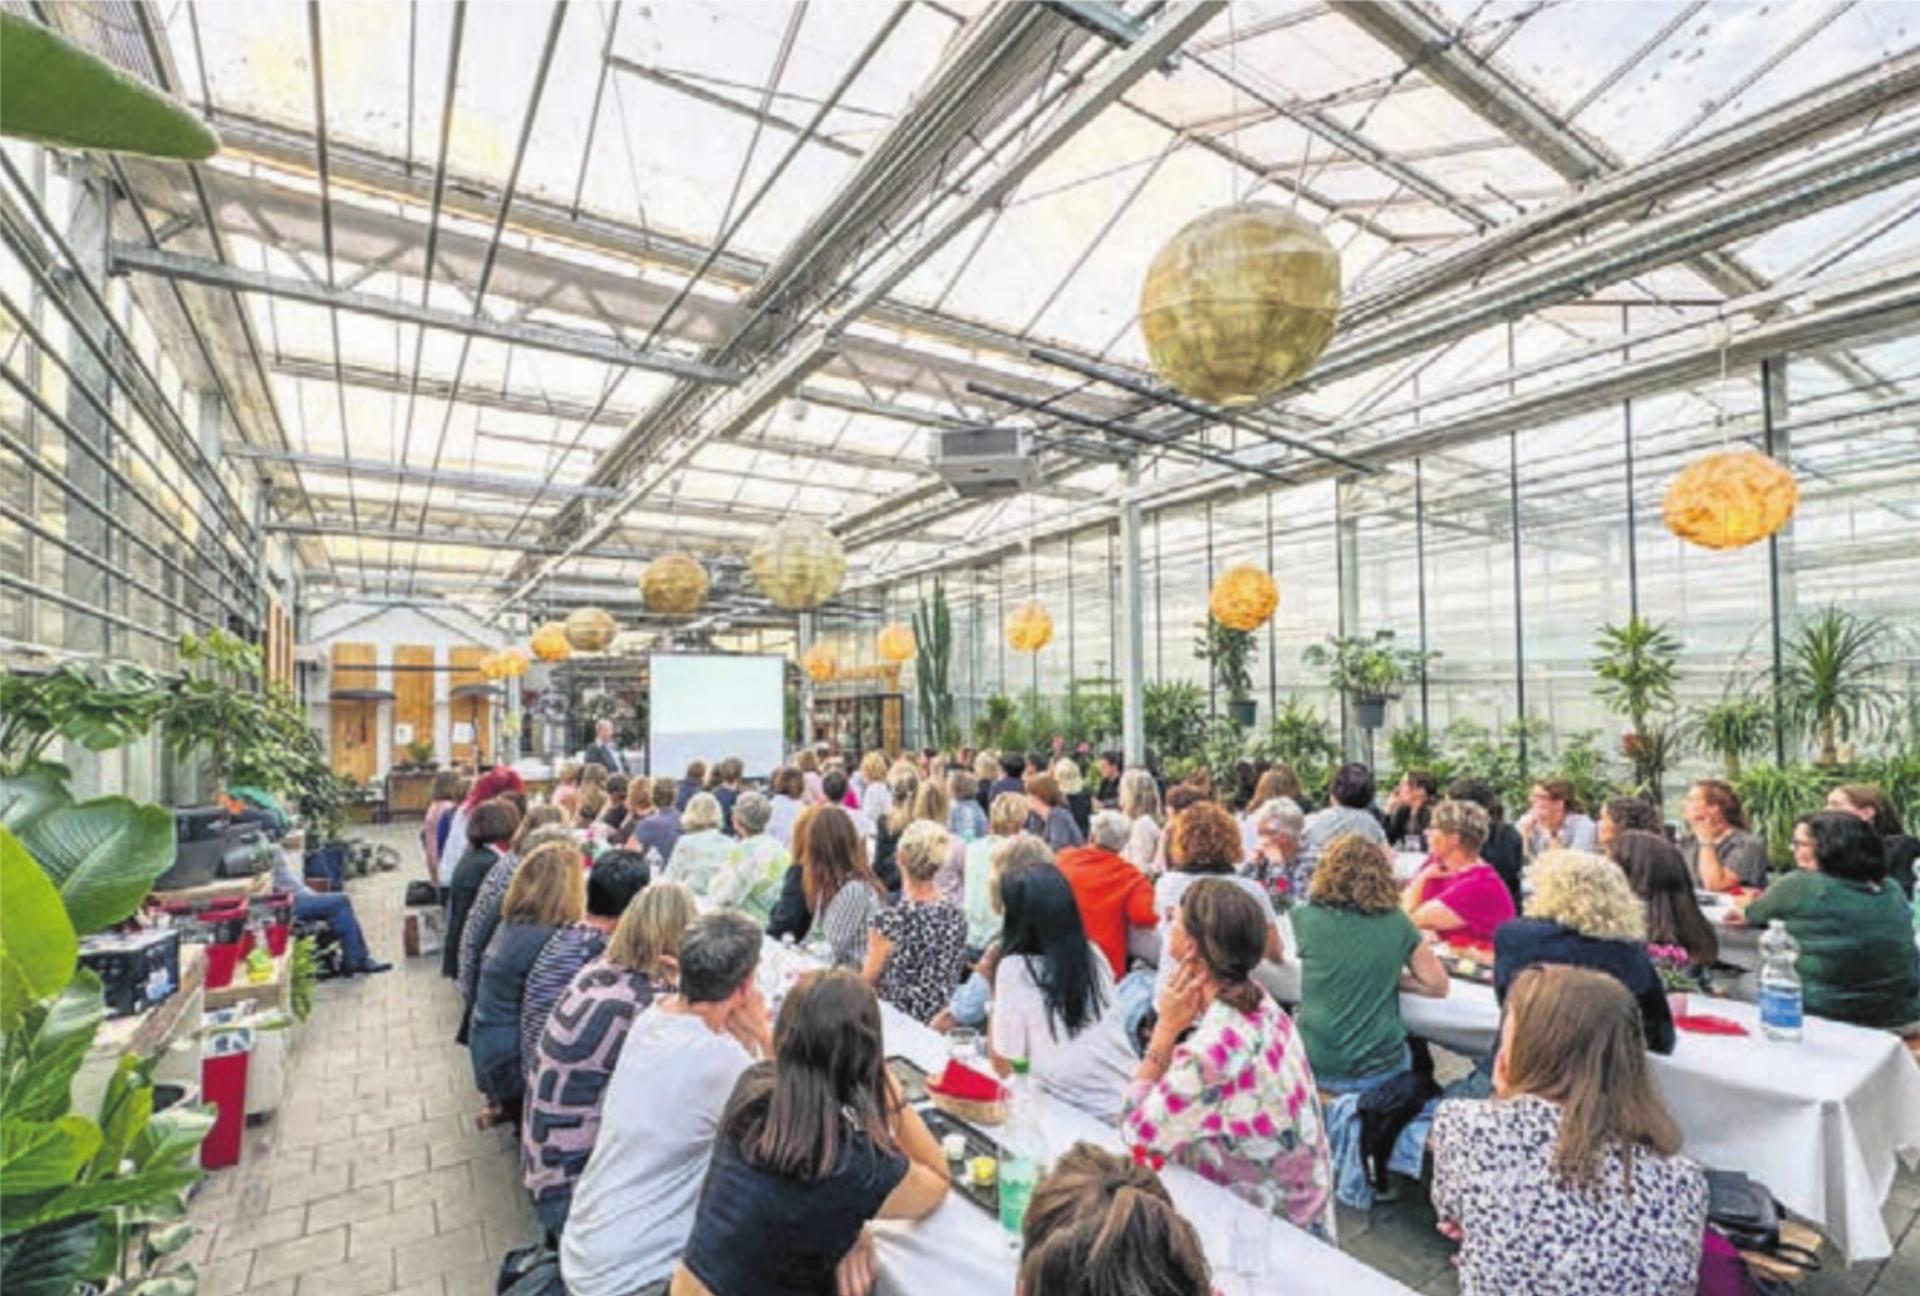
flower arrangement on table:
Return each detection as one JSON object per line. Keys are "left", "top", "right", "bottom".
{"left": 1647, "top": 943, "right": 1701, "bottom": 992}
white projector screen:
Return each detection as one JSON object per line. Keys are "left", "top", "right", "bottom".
{"left": 648, "top": 653, "right": 786, "bottom": 779}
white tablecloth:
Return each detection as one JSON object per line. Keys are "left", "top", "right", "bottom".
{"left": 755, "top": 940, "right": 1419, "bottom": 1296}
{"left": 1131, "top": 914, "right": 1920, "bottom": 1262}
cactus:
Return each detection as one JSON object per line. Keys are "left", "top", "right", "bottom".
{"left": 911, "top": 578, "right": 957, "bottom": 749}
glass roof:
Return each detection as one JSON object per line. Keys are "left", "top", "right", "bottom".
{"left": 69, "top": 0, "right": 1918, "bottom": 617}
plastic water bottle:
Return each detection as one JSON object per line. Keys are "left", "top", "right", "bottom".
{"left": 1758, "top": 920, "right": 1803, "bottom": 1042}
{"left": 998, "top": 1060, "right": 1044, "bottom": 1237}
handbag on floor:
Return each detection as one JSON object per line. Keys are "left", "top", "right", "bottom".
{"left": 1704, "top": 1170, "right": 1820, "bottom": 1271}
{"left": 496, "top": 1242, "right": 565, "bottom": 1296}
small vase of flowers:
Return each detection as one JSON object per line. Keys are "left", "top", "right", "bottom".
{"left": 1649, "top": 943, "right": 1696, "bottom": 1018}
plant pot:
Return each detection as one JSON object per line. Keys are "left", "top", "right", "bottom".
{"left": 1667, "top": 991, "right": 1689, "bottom": 1020}
{"left": 1353, "top": 696, "right": 1388, "bottom": 730}
{"left": 1228, "top": 699, "right": 1257, "bottom": 730}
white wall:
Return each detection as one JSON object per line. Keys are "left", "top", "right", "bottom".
{"left": 301, "top": 601, "right": 514, "bottom": 775}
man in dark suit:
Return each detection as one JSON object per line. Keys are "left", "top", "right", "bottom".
{"left": 583, "top": 719, "right": 626, "bottom": 775}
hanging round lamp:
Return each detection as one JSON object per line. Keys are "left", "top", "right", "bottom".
{"left": 1208, "top": 565, "right": 1280, "bottom": 631}
{"left": 1139, "top": 203, "right": 1342, "bottom": 407}
{"left": 1661, "top": 449, "right": 1798, "bottom": 550}
{"left": 478, "top": 651, "right": 503, "bottom": 681}
{"left": 640, "top": 552, "right": 709, "bottom": 615}
{"left": 801, "top": 643, "right": 838, "bottom": 682}
{"left": 876, "top": 623, "right": 916, "bottom": 663}
{"left": 1006, "top": 600, "right": 1054, "bottom": 654}
{"left": 749, "top": 518, "right": 846, "bottom": 610}
{"left": 565, "top": 606, "right": 619, "bottom": 652}
{"left": 530, "top": 621, "right": 571, "bottom": 662}
{"left": 496, "top": 648, "right": 529, "bottom": 680}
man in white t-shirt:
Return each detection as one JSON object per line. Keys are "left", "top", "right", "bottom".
{"left": 561, "top": 912, "right": 772, "bottom": 1296}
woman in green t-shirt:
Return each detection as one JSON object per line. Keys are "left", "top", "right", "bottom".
{"left": 1736, "top": 812, "right": 1920, "bottom": 1032}
{"left": 1293, "top": 834, "right": 1451, "bottom": 1091}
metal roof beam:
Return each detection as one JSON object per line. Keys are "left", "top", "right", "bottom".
{"left": 264, "top": 519, "right": 745, "bottom": 560}
{"left": 109, "top": 244, "right": 742, "bottom": 385}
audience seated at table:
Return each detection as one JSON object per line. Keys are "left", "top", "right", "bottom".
{"left": 945, "top": 768, "right": 987, "bottom": 841}
{"left": 763, "top": 765, "right": 805, "bottom": 848}
{"left": 674, "top": 760, "right": 706, "bottom": 813}
{"left": 518, "top": 850, "right": 651, "bottom": 1080}
{"left": 571, "top": 785, "right": 606, "bottom": 838}
{"left": 1597, "top": 794, "right": 1663, "bottom": 857}
{"left": 551, "top": 761, "right": 582, "bottom": 819}
{"left": 989, "top": 855, "right": 1138, "bottom": 1122}
{"left": 469, "top": 842, "right": 587, "bottom": 1123}
{"left": 1119, "top": 767, "right": 1165, "bottom": 873}
{"left": 939, "top": 831, "right": 1048, "bottom": 1033}
{"left": 630, "top": 777, "right": 684, "bottom": 864}
{"left": 1516, "top": 778, "right": 1598, "bottom": 862}
{"left": 873, "top": 764, "right": 920, "bottom": 883}
{"left": 1242, "top": 797, "right": 1307, "bottom": 907}
{"left": 671, "top": 968, "right": 950, "bottom": 1296}
{"left": 1493, "top": 850, "right": 1674, "bottom": 1054}
{"left": 958, "top": 792, "right": 1023, "bottom": 952}
{"left": 863, "top": 820, "right": 968, "bottom": 1023}
{"left": 1294, "top": 834, "right": 1450, "bottom": 1093}
{"left": 1383, "top": 768, "right": 1438, "bottom": 850}
{"left": 1827, "top": 783, "right": 1920, "bottom": 899}
{"left": 665, "top": 793, "right": 732, "bottom": 897}
{"left": 1401, "top": 798, "right": 1517, "bottom": 944}
{"left": 1051, "top": 810, "right": 1154, "bottom": 979}
{"left": 1052, "top": 757, "right": 1094, "bottom": 842}
{"left": 1446, "top": 776, "right": 1525, "bottom": 903}
{"left": 801, "top": 806, "right": 888, "bottom": 969}
{"left": 1733, "top": 811, "right": 1920, "bottom": 1032}
{"left": 421, "top": 769, "right": 466, "bottom": 889}
{"left": 710, "top": 758, "right": 743, "bottom": 835}
{"left": 1682, "top": 779, "right": 1771, "bottom": 893}
{"left": 1611, "top": 830, "right": 1719, "bottom": 978}
{"left": 898, "top": 778, "right": 964, "bottom": 904}
{"left": 1238, "top": 765, "right": 1304, "bottom": 856}
{"left": 708, "top": 792, "right": 790, "bottom": 924}
{"left": 1026, "top": 772, "right": 1087, "bottom": 851}
{"left": 599, "top": 775, "right": 630, "bottom": 840}
{"left": 1017, "top": 1143, "right": 1213, "bottom": 1296}
{"left": 443, "top": 766, "right": 528, "bottom": 880}
{"left": 521, "top": 879, "right": 694, "bottom": 1234}
{"left": 1296, "top": 763, "right": 1387, "bottom": 886}
{"left": 1124, "top": 878, "right": 1332, "bottom": 1235}
{"left": 457, "top": 810, "right": 566, "bottom": 1033}
{"left": 989, "top": 750, "right": 1028, "bottom": 805}
{"left": 1432, "top": 965, "right": 1707, "bottom": 1296}
{"left": 561, "top": 911, "right": 772, "bottom": 1296}
{"left": 855, "top": 751, "right": 893, "bottom": 823}
{"left": 443, "top": 798, "right": 521, "bottom": 981}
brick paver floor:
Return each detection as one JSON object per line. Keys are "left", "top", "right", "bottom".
{"left": 180, "top": 824, "right": 1918, "bottom": 1295}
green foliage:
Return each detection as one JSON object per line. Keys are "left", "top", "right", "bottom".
{"left": 1591, "top": 616, "right": 1681, "bottom": 732}
{"left": 1143, "top": 681, "right": 1208, "bottom": 765}
{"left": 1198, "top": 716, "right": 1250, "bottom": 782}
{"left": 1551, "top": 730, "right": 1616, "bottom": 813}
{"left": 0, "top": 10, "right": 221, "bottom": 160}
{"left": 1684, "top": 695, "right": 1773, "bottom": 779}
{"left": 1063, "top": 678, "right": 1123, "bottom": 753}
{"left": 1193, "top": 619, "right": 1257, "bottom": 707}
{"left": 1251, "top": 697, "right": 1339, "bottom": 800}
{"left": 1439, "top": 717, "right": 1549, "bottom": 813}
{"left": 1386, "top": 723, "right": 1447, "bottom": 784}
{"left": 0, "top": 775, "right": 176, "bottom": 939}
{"left": 1735, "top": 762, "right": 1841, "bottom": 870}
{"left": 1778, "top": 606, "right": 1898, "bottom": 765}
{"left": 1860, "top": 748, "right": 1920, "bottom": 832}
{"left": 0, "top": 829, "right": 78, "bottom": 1032}
{"left": 911, "top": 580, "right": 958, "bottom": 750}
{"left": 160, "top": 630, "right": 268, "bottom": 791}
{"left": 1302, "top": 630, "right": 1435, "bottom": 704}
{"left": 1619, "top": 723, "right": 1678, "bottom": 806}
{"left": 290, "top": 936, "right": 319, "bottom": 1023}
{"left": 971, "top": 693, "right": 1016, "bottom": 749}
{"left": 0, "top": 661, "right": 166, "bottom": 778}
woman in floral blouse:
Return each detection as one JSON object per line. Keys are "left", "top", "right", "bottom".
{"left": 1120, "top": 877, "right": 1333, "bottom": 1237}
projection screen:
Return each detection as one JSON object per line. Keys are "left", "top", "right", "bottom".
{"left": 647, "top": 653, "right": 786, "bottom": 778}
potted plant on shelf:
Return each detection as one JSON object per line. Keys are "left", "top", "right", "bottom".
{"left": 402, "top": 738, "right": 435, "bottom": 769}
{"left": 1779, "top": 606, "right": 1896, "bottom": 767}
{"left": 1302, "top": 631, "right": 1435, "bottom": 753}
{"left": 1195, "top": 618, "right": 1259, "bottom": 730}
{"left": 1592, "top": 616, "right": 1681, "bottom": 803}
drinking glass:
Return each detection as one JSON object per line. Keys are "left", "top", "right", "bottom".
{"left": 946, "top": 1027, "right": 981, "bottom": 1068}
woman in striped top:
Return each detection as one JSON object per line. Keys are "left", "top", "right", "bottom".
{"left": 517, "top": 850, "right": 652, "bottom": 1080}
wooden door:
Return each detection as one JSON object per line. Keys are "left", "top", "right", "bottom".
{"left": 393, "top": 644, "right": 435, "bottom": 761}
{"left": 449, "top": 646, "right": 491, "bottom": 767}
{"left": 329, "top": 642, "right": 378, "bottom": 783}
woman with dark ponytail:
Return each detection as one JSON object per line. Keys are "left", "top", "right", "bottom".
{"left": 1019, "top": 1142, "right": 1212, "bottom": 1296}
{"left": 1122, "top": 879, "right": 1333, "bottom": 1236}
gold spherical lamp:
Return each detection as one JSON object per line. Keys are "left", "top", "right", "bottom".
{"left": 530, "top": 621, "right": 571, "bottom": 662}
{"left": 564, "top": 606, "right": 619, "bottom": 653}
{"left": 876, "top": 622, "right": 916, "bottom": 664}
{"left": 1006, "top": 600, "right": 1054, "bottom": 654}
{"left": 1209, "top": 565, "right": 1280, "bottom": 631}
{"left": 640, "top": 552, "right": 709, "bottom": 615}
{"left": 1139, "top": 203, "right": 1342, "bottom": 407}
{"left": 478, "top": 651, "right": 503, "bottom": 681}
{"left": 496, "top": 648, "right": 529, "bottom": 680}
{"left": 749, "top": 518, "right": 846, "bottom": 610}
{"left": 801, "top": 643, "right": 838, "bottom": 682}
{"left": 1662, "top": 449, "right": 1798, "bottom": 551}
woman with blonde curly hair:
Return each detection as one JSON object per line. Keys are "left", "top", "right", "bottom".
{"left": 1295, "top": 834, "right": 1449, "bottom": 1092}
{"left": 1149, "top": 802, "right": 1281, "bottom": 1001}
{"left": 1492, "top": 850, "right": 1674, "bottom": 1054}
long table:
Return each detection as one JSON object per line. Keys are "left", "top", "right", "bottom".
{"left": 755, "top": 939, "right": 1419, "bottom": 1296}
{"left": 1223, "top": 915, "right": 1920, "bottom": 1263}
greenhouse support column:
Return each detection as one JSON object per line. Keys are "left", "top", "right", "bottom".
{"left": 1335, "top": 480, "right": 1360, "bottom": 760}
{"left": 1762, "top": 358, "right": 1792, "bottom": 767}
{"left": 798, "top": 611, "right": 817, "bottom": 752}
{"left": 1119, "top": 460, "right": 1146, "bottom": 767}
{"left": 61, "top": 177, "right": 114, "bottom": 662}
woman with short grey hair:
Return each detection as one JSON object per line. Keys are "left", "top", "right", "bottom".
{"left": 666, "top": 793, "right": 733, "bottom": 898}
{"left": 1118, "top": 769, "right": 1163, "bottom": 874}
{"left": 711, "top": 791, "right": 791, "bottom": 925}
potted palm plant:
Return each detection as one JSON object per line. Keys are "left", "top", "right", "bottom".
{"left": 1302, "top": 631, "right": 1433, "bottom": 733}
{"left": 1683, "top": 694, "right": 1773, "bottom": 779}
{"left": 1592, "top": 617, "right": 1681, "bottom": 801}
{"left": 1195, "top": 619, "right": 1259, "bottom": 730}
{"left": 1779, "top": 606, "right": 1895, "bottom": 766}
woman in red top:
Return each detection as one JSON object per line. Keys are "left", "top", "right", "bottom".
{"left": 1054, "top": 810, "right": 1157, "bottom": 978}
{"left": 1403, "top": 798, "right": 1516, "bottom": 944}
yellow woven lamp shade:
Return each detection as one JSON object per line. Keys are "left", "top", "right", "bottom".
{"left": 496, "top": 648, "right": 529, "bottom": 679}
{"left": 1662, "top": 449, "right": 1799, "bottom": 550}
{"left": 640, "top": 552, "right": 709, "bottom": 615}
{"left": 478, "top": 651, "right": 503, "bottom": 681}
{"left": 801, "top": 643, "right": 838, "bottom": 682}
{"left": 1209, "top": 565, "right": 1280, "bottom": 631}
{"left": 876, "top": 623, "right": 916, "bottom": 663}
{"left": 565, "top": 606, "right": 619, "bottom": 652}
{"left": 1006, "top": 600, "right": 1054, "bottom": 654}
{"left": 749, "top": 518, "right": 847, "bottom": 610}
{"left": 1139, "top": 203, "right": 1342, "bottom": 407}
{"left": 530, "top": 622, "right": 571, "bottom": 662}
